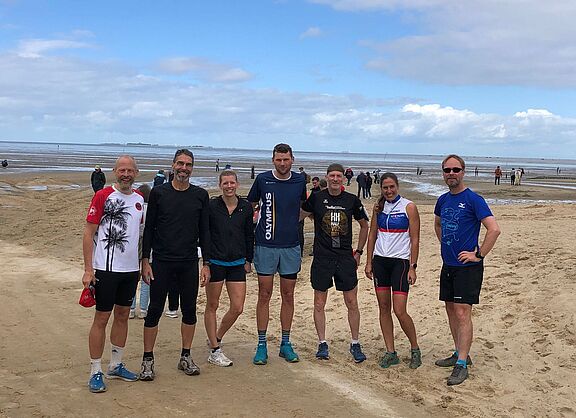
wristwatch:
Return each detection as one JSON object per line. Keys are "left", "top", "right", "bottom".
{"left": 355, "top": 249, "right": 364, "bottom": 255}
{"left": 475, "top": 250, "right": 484, "bottom": 260}
{"left": 411, "top": 263, "right": 417, "bottom": 269}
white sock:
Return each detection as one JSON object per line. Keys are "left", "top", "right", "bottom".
{"left": 90, "top": 358, "right": 102, "bottom": 376}
{"left": 109, "top": 344, "right": 124, "bottom": 369}
{"left": 351, "top": 339, "right": 360, "bottom": 345}
{"left": 319, "top": 340, "right": 327, "bottom": 344}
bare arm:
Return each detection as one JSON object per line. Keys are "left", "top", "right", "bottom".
{"left": 299, "top": 208, "right": 312, "bottom": 222}
{"left": 364, "top": 205, "right": 379, "bottom": 279}
{"left": 457, "top": 215, "right": 501, "bottom": 263}
{"left": 406, "top": 203, "right": 420, "bottom": 284}
{"left": 82, "top": 222, "right": 99, "bottom": 288}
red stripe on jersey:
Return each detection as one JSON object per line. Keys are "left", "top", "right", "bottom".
{"left": 86, "top": 186, "right": 116, "bottom": 224}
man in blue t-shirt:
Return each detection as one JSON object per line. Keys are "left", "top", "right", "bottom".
{"left": 247, "top": 143, "right": 307, "bottom": 365}
{"left": 433, "top": 154, "right": 501, "bottom": 386}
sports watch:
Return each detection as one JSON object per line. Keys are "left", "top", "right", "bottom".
{"left": 475, "top": 250, "right": 484, "bottom": 260}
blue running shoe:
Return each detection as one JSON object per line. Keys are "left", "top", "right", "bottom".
{"left": 107, "top": 363, "right": 139, "bottom": 382}
{"left": 279, "top": 342, "right": 300, "bottom": 363}
{"left": 253, "top": 343, "right": 268, "bottom": 365}
{"left": 88, "top": 371, "right": 107, "bottom": 393}
{"left": 350, "top": 343, "right": 367, "bottom": 363}
{"left": 316, "top": 342, "right": 330, "bottom": 360}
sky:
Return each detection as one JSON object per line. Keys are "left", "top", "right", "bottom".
{"left": 1, "top": 0, "right": 575, "bottom": 158}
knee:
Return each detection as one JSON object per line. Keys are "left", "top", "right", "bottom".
{"left": 182, "top": 310, "right": 197, "bottom": 325}
{"left": 114, "top": 306, "right": 130, "bottom": 321}
{"left": 205, "top": 300, "right": 219, "bottom": 313}
{"left": 344, "top": 297, "right": 359, "bottom": 311}
{"left": 92, "top": 311, "right": 111, "bottom": 328}
{"left": 393, "top": 306, "right": 408, "bottom": 321}
{"left": 258, "top": 287, "right": 272, "bottom": 303}
{"left": 378, "top": 301, "right": 392, "bottom": 315}
{"left": 313, "top": 299, "right": 326, "bottom": 313}
{"left": 229, "top": 304, "right": 244, "bottom": 317}
{"left": 281, "top": 290, "right": 294, "bottom": 304}
{"left": 453, "top": 306, "right": 470, "bottom": 322}
{"left": 144, "top": 308, "right": 161, "bottom": 327}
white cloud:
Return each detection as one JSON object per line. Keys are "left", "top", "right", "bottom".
{"left": 16, "top": 39, "right": 92, "bottom": 58}
{"left": 300, "top": 27, "right": 323, "bottom": 39}
{"left": 155, "top": 57, "right": 252, "bottom": 83}
{"left": 312, "top": 0, "right": 576, "bottom": 87}
{"left": 0, "top": 51, "right": 575, "bottom": 157}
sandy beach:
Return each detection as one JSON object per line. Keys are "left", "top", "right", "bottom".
{"left": 1, "top": 166, "right": 575, "bottom": 417}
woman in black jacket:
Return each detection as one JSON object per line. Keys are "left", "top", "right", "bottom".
{"left": 202, "top": 170, "right": 254, "bottom": 367}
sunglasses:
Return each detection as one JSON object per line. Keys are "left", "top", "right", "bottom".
{"left": 442, "top": 167, "right": 463, "bottom": 173}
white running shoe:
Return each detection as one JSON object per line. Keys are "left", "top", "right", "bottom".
{"left": 208, "top": 349, "right": 233, "bottom": 367}
{"left": 138, "top": 310, "right": 147, "bottom": 319}
{"left": 129, "top": 310, "right": 135, "bottom": 319}
{"left": 165, "top": 310, "right": 179, "bottom": 318}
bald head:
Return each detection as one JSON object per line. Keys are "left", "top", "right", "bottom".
{"left": 113, "top": 155, "right": 138, "bottom": 192}
{"left": 114, "top": 155, "right": 139, "bottom": 171}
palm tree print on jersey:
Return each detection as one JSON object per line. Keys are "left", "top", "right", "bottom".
{"left": 100, "top": 198, "right": 132, "bottom": 271}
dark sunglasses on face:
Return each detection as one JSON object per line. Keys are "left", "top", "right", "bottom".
{"left": 443, "top": 167, "right": 463, "bottom": 173}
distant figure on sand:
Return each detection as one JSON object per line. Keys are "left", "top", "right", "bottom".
{"left": 365, "top": 172, "right": 373, "bottom": 199}
{"left": 1, "top": 159, "right": 7, "bottom": 168}
{"left": 153, "top": 170, "right": 166, "bottom": 187}
{"left": 434, "top": 154, "right": 500, "bottom": 386}
{"left": 300, "top": 163, "right": 369, "bottom": 363}
{"left": 203, "top": 169, "right": 254, "bottom": 367}
{"left": 139, "top": 149, "right": 211, "bottom": 381}
{"left": 494, "top": 166, "right": 502, "bottom": 185}
{"left": 247, "top": 143, "right": 307, "bottom": 365}
{"left": 510, "top": 168, "right": 516, "bottom": 186}
{"left": 83, "top": 155, "right": 143, "bottom": 393}
{"left": 514, "top": 168, "right": 522, "bottom": 186}
{"left": 251, "top": 165, "right": 255, "bottom": 179}
{"left": 356, "top": 171, "right": 366, "bottom": 199}
{"left": 216, "top": 159, "right": 220, "bottom": 172}
{"left": 345, "top": 167, "right": 354, "bottom": 186}
{"left": 90, "top": 165, "right": 106, "bottom": 193}
{"left": 365, "top": 172, "right": 422, "bottom": 370}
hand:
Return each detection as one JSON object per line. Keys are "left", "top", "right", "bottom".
{"left": 457, "top": 250, "right": 480, "bottom": 264}
{"left": 364, "top": 263, "right": 373, "bottom": 279}
{"left": 82, "top": 270, "right": 96, "bottom": 289}
{"left": 244, "top": 262, "right": 252, "bottom": 274}
{"left": 200, "top": 264, "right": 211, "bottom": 287}
{"left": 141, "top": 261, "right": 154, "bottom": 285}
{"left": 353, "top": 251, "right": 361, "bottom": 268}
{"left": 408, "top": 268, "right": 417, "bottom": 285}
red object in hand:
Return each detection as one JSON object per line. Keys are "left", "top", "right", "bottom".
{"left": 79, "top": 285, "right": 96, "bottom": 308}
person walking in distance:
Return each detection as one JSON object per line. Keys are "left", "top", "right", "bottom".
{"left": 365, "top": 173, "right": 422, "bottom": 369}
{"left": 434, "top": 154, "right": 500, "bottom": 386}
{"left": 203, "top": 170, "right": 254, "bottom": 367}
{"left": 139, "top": 149, "right": 211, "bottom": 381}
{"left": 494, "top": 166, "right": 502, "bottom": 185}
{"left": 83, "top": 155, "right": 143, "bottom": 393}
{"left": 247, "top": 143, "right": 307, "bottom": 365}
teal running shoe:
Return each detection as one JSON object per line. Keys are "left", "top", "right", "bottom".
{"left": 379, "top": 351, "right": 400, "bottom": 368}
{"left": 409, "top": 348, "right": 422, "bottom": 369}
{"left": 107, "top": 363, "right": 139, "bottom": 381}
{"left": 350, "top": 343, "right": 367, "bottom": 363}
{"left": 253, "top": 343, "right": 268, "bottom": 365}
{"left": 279, "top": 342, "right": 299, "bottom": 363}
{"left": 88, "top": 371, "right": 107, "bottom": 393}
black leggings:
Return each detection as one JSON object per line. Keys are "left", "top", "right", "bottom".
{"left": 144, "top": 259, "right": 199, "bottom": 327}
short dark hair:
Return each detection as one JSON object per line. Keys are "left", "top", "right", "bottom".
{"left": 137, "top": 183, "right": 151, "bottom": 203}
{"left": 319, "top": 179, "right": 327, "bottom": 189}
{"left": 311, "top": 176, "right": 320, "bottom": 182}
{"left": 326, "top": 163, "right": 345, "bottom": 174}
{"left": 273, "top": 143, "right": 293, "bottom": 158}
{"left": 173, "top": 148, "right": 194, "bottom": 164}
{"left": 442, "top": 154, "right": 465, "bottom": 170}
{"left": 219, "top": 169, "right": 238, "bottom": 184}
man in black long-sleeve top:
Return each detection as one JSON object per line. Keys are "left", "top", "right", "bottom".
{"left": 139, "top": 149, "right": 211, "bottom": 381}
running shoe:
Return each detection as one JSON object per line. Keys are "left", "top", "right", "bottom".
{"left": 409, "top": 348, "right": 422, "bottom": 369}
{"left": 88, "top": 371, "right": 107, "bottom": 393}
{"left": 349, "top": 343, "right": 367, "bottom": 363}
{"left": 165, "top": 310, "right": 179, "bottom": 318}
{"left": 447, "top": 364, "right": 469, "bottom": 386}
{"left": 139, "top": 357, "right": 155, "bottom": 381}
{"left": 129, "top": 310, "right": 135, "bottom": 319}
{"left": 138, "top": 310, "right": 147, "bottom": 319}
{"left": 434, "top": 353, "right": 472, "bottom": 368}
{"left": 107, "top": 363, "right": 139, "bottom": 381}
{"left": 208, "top": 349, "right": 233, "bottom": 367}
{"left": 316, "top": 342, "right": 330, "bottom": 360}
{"left": 279, "top": 342, "right": 300, "bottom": 363}
{"left": 253, "top": 343, "right": 268, "bottom": 365}
{"left": 379, "top": 351, "right": 400, "bottom": 368}
{"left": 178, "top": 354, "right": 200, "bottom": 376}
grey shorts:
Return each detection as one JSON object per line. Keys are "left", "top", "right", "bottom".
{"left": 254, "top": 245, "right": 301, "bottom": 277}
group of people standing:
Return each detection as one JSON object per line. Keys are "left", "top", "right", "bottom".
{"left": 82, "top": 146, "right": 500, "bottom": 395}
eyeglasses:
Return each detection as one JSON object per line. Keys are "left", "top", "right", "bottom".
{"left": 442, "top": 167, "right": 463, "bottom": 173}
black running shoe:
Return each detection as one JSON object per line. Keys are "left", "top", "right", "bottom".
{"left": 447, "top": 364, "right": 469, "bottom": 386}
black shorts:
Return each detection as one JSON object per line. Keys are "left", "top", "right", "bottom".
{"left": 440, "top": 262, "right": 484, "bottom": 305}
{"left": 94, "top": 270, "right": 139, "bottom": 312}
{"left": 310, "top": 255, "right": 358, "bottom": 292}
{"left": 209, "top": 264, "right": 246, "bottom": 282}
{"left": 372, "top": 255, "right": 410, "bottom": 295}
